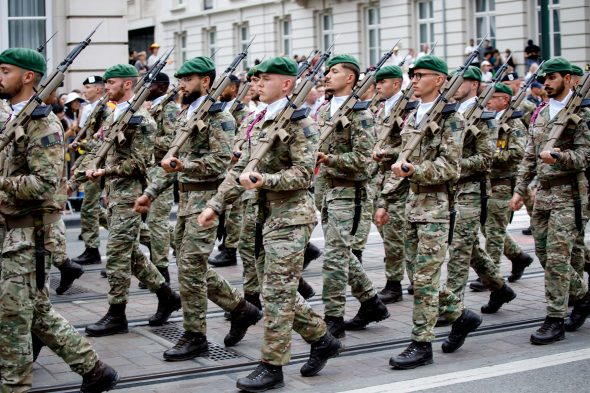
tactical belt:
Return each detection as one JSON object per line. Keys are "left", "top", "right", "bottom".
{"left": 4, "top": 212, "right": 61, "bottom": 230}
{"left": 491, "top": 178, "right": 513, "bottom": 187}
{"left": 410, "top": 183, "right": 447, "bottom": 194}
{"left": 178, "top": 180, "right": 220, "bottom": 192}
{"left": 539, "top": 176, "right": 576, "bottom": 189}
{"left": 457, "top": 173, "right": 485, "bottom": 185}
{"left": 265, "top": 189, "right": 307, "bottom": 202}
{"left": 325, "top": 177, "right": 366, "bottom": 188}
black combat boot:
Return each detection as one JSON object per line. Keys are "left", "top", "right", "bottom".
{"left": 531, "top": 316, "right": 565, "bottom": 344}
{"left": 469, "top": 277, "right": 487, "bottom": 292}
{"left": 100, "top": 268, "right": 107, "bottom": 278}
{"left": 352, "top": 249, "right": 363, "bottom": 264}
{"left": 344, "top": 295, "right": 390, "bottom": 330}
{"left": 508, "top": 252, "right": 534, "bottom": 282}
{"left": 389, "top": 341, "right": 433, "bottom": 369}
{"left": 298, "top": 277, "right": 315, "bottom": 300}
{"left": 208, "top": 248, "right": 237, "bottom": 267}
{"left": 565, "top": 292, "right": 590, "bottom": 332}
{"left": 80, "top": 360, "right": 119, "bottom": 393}
{"left": 244, "top": 292, "right": 262, "bottom": 310}
{"left": 442, "top": 309, "right": 483, "bottom": 353}
{"left": 72, "top": 247, "right": 102, "bottom": 265}
{"left": 55, "top": 259, "right": 84, "bottom": 295}
{"left": 85, "top": 304, "right": 128, "bottom": 337}
{"left": 407, "top": 282, "right": 414, "bottom": 295}
{"left": 481, "top": 284, "right": 517, "bottom": 314}
{"left": 324, "top": 315, "right": 345, "bottom": 338}
{"left": 148, "top": 283, "right": 181, "bottom": 326}
{"left": 224, "top": 300, "right": 263, "bottom": 347}
{"left": 32, "top": 332, "right": 44, "bottom": 362}
{"left": 300, "top": 331, "right": 342, "bottom": 377}
{"left": 236, "top": 362, "right": 284, "bottom": 392}
{"left": 378, "top": 280, "right": 403, "bottom": 304}
{"left": 163, "top": 331, "right": 208, "bottom": 361}
{"left": 435, "top": 316, "right": 452, "bottom": 327}
{"left": 303, "top": 242, "right": 322, "bottom": 269}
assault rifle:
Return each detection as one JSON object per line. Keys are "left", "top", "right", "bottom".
{"left": 37, "top": 31, "right": 57, "bottom": 54}
{"left": 228, "top": 81, "right": 250, "bottom": 116}
{"left": 69, "top": 93, "right": 109, "bottom": 149}
{"left": 0, "top": 23, "right": 102, "bottom": 152}
{"left": 83, "top": 48, "right": 173, "bottom": 171}
{"left": 165, "top": 36, "right": 255, "bottom": 164}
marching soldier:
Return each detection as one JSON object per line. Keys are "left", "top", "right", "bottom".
{"left": 0, "top": 47, "right": 118, "bottom": 393}
{"left": 510, "top": 57, "right": 590, "bottom": 344}
{"left": 134, "top": 56, "right": 262, "bottom": 361}
{"left": 83, "top": 64, "right": 181, "bottom": 337}
{"left": 198, "top": 57, "right": 342, "bottom": 392}
{"left": 316, "top": 55, "right": 389, "bottom": 337}
{"left": 376, "top": 55, "right": 482, "bottom": 369}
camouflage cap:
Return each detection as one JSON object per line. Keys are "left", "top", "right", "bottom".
{"left": 409, "top": 55, "right": 448, "bottom": 76}
{"left": 0, "top": 48, "right": 46, "bottom": 76}
{"left": 537, "top": 57, "right": 573, "bottom": 82}
{"left": 326, "top": 54, "right": 361, "bottom": 71}
{"left": 375, "top": 65, "right": 403, "bottom": 81}
{"left": 103, "top": 64, "right": 139, "bottom": 80}
{"left": 175, "top": 56, "right": 215, "bottom": 78}
{"left": 463, "top": 65, "right": 482, "bottom": 82}
{"left": 494, "top": 82, "right": 512, "bottom": 96}
{"left": 571, "top": 64, "right": 584, "bottom": 77}
{"left": 256, "top": 57, "right": 297, "bottom": 76}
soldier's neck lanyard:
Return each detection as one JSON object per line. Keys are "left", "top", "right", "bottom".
{"left": 246, "top": 108, "right": 267, "bottom": 149}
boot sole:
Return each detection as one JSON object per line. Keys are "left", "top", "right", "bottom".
{"left": 345, "top": 310, "right": 391, "bottom": 331}
{"left": 76, "top": 260, "right": 102, "bottom": 265}
{"left": 85, "top": 327, "right": 129, "bottom": 337}
{"left": 530, "top": 334, "right": 565, "bottom": 345}
{"left": 236, "top": 381, "right": 285, "bottom": 392}
{"left": 81, "top": 371, "right": 120, "bottom": 393}
{"left": 390, "top": 357, "right": 433, "bottom": 370}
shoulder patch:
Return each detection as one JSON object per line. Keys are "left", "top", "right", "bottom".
{"left": 360, "top": 117, "right": 374, "bottom": 129}
{"left": 221, "top": 121, "right": 235, "bottom": 132}
{"left": 303, "top": 125, "right": 317, "bottom": 138}
{"left": 291, "top": 107, "right": 311, "bottom": 121}
{"left": 353, "top": 101, "right": 371, "bottom": 111}
{"left": 450, "top": 119, "right": 464, "bottom": 132}
{"left": 480, "top": 110, "right": 496, "bottom": 120}
{"left": 40, "top": 132, "right": 63, "bottom": 147}
{"left": 209, "top": 102, "right": 226, "bottom": 113}
{"left": 511, "top": 110, "right": 524, "bottom": 119}
{"left": 486, "top": 119, "right": 497, "bottom": 129}
{"left": 442, "top": 102, "right": 458, "bottom": 115}
{"left": 405, "top": 101, "right": 418, "bottom": 111}
{"left": 31, "top": 105, "right": 52, "bottom": 120}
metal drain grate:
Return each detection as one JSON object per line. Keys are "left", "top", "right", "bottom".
{"left": 49, "top": 277, "right": 91, "bottom": 295}
{"left": 150, "top": 322, "right": 241, "bottom": 361}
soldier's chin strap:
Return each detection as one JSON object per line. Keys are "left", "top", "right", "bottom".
{"left": 33, "top": 213, "right": 46, "bottom": 291}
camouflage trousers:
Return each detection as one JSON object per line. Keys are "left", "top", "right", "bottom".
{"left": 80, "top": 180, "right": 105, "bottom": 249}
{"left": 446, "top": 194, "right": 504, "bottom": 298}
{"left": 321, "top": 190, "right": 376, "bottom": 317}
{"left": 106, "top": 202, "right": 165, "bottom": 305}
{"left": 484, "top": 185, "right": 523, "bottom": 265}
{"left": 174, "top": 191, "right": 241, "bottom": 334}
{"left": 147, "top": 167, "right": 174, "bottom": 269}
{"left": 255, "top": 223, "right": 326, "bottom": 366}
{"left": 0, "top": 224, "right": 98, "bottom": 391}
{"left": 532, "top": 204, "right": 587, "bottom": 318}
{"left": 238, "top": 198, "right": 260, "bottom": 295}
{"left": 52, "top": 218, "right": 68, "bottom": 268}
{"left": 405, "top": 221, "right": 463, "bottom": 342}
{"left": 378, "top": 194, "right": 409, "bottom": 282}
{"left": 224, "top": 202, "right": 243, "bottom": 249}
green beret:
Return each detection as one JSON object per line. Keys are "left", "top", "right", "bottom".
{"left": 326, "top": 55, "right": 360, "bottom": 71}
{"left": 409, "top": 55, "right": 448, "bottom": 76}
{"left": 175, "top": 56, "right": 215, "bottom": 78}
{"left": 256, "top": 57, "right": 297, "bottom": 76}
{"left": 0, "top": 48, "right": 46, "bottom": 76}
{"left": 494, "top": 82, "right": 512, "bottom": 96}
{"left": 463, "top": 65, "right": 482, "bottom": 82}
{"left": 375, "top": 65, "right": 403, "bottom": 81}
{"left": 103, "top": 64, "right": 138, "bottom": 80}
{"left": 537, "top": 57, "right": 573, "bottom": 82}
{"left": 571, "top": 64, "right": 584, "bottom": 77}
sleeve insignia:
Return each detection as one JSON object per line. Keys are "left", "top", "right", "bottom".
{"left": 40, "top": 132, "right": 63, "bottom": 147}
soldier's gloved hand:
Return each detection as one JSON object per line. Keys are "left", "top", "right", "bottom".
{"left": 239, "top": 172, "right": 263, "bottom": 190}
{"left": 198, "top": 207, "right": 218, "bottom": 228}
{"left": 509, "top": 193, "right": 524, "bottom": 211}
{"left": 161, "top": 157, "right": 183, "bottom": 173}
{"left": 374, "top": 208, "right": 390, "bottom": 225}
{"left": 133, "top": 194, "right": 152, "bottom": 214}
{"left": 392, "top": 161, "right": 414, "bottom": 177}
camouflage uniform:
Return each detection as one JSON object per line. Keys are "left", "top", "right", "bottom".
{"left": 146, "top": 99, "right": 178, "bottom": 269}
{"left": 144, "top": 103, "right": 242, "bottom": 335}
{"left": 515, "top": 103, "right": 590, "bottom": 317}
{"left": 316, "top": 103, "right": 377, "bottom": 318}
{"left": 379, "top": 105, "right": 465, "bottom": 341}
{"left": 207, "top": 103, "right": 326, "bottom": 366}
{"left": 0, "top": 110, "right": 98, "bottom": 390}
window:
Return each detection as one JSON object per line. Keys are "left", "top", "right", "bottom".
{"left": 536, "top": 0, "right": 561, "bottom": 57}
{"left": 206, "top": 28, "right": 217, "bottom": 59}
{"left": 176, "top": 31, "right": 187, "bottom": 65}
{"left": 417, "top": 1, "right": 434, "bottom": 51}
{"left": 474, "top": 0, "right": 496, "bottom": 48}
{"left": 366, "top": 7, "right": 381, "bottom": 66}
{"left": 320, "top": 12, "right": 333, "bottom": 53}
{"left": 238, "top": 23, "right": 250, "bottom": 69}
{"left": 6, "top": 0, "right": 48, "bottom": 50}
{"left": 203, "top": 0, "right": 213, "bottom": 10}
{"left": 279, "top": 18, "right": 292, "bottom": 56}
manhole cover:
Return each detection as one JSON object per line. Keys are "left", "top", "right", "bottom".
{"left": 150, "top": 322, "right": 241, "bottom": 361}
{"left": 49, "top": 277, "right": 90, "bottom": 296}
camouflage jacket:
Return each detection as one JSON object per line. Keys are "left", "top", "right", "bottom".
{"left": 515, "top": 104, "right": 590, "bottom": 210}
{"left": 207, "top": 112, "right": 319, "bottom": 234}
{"left": 519, "top": 99, "right": 537, "bottom": 129}
{"left": 492, "top": 117, "right": 526, "bottom": 180}
{"left": 379, "top": 107, "right": 464, "bottom": 222}
{"left": 316, "top": 103, "right": 375, "bottom": 182}
{"left": 229, "top": 101, "right": 250, "bottom": 130}
{"left": 150, "top": 100, "right": 179, "bottom": 161}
